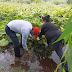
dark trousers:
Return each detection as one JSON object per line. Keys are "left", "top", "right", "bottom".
{"left": 51, "top": 40, "right": 68, "bottom": 72}
{"left": 5, "top": 25, "right": 20, "bottom": 57}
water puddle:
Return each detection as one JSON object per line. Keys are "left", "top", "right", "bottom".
{"left": 0, "top": 43, "right": 66, "bottom": 72}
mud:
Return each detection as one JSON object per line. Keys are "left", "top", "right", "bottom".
{"left": 0, "top": 43, "right": 61, "bottom": 72}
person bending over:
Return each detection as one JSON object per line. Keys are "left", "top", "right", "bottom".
{"left": 38, "top": 15, "right": 69, "bottom": 72}
{"left": 5, "top": 20, "right": 40, "bottom": 57}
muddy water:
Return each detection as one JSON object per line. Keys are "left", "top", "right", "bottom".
{"left": 0, "top": 43, "right": 67, "bottom": 72}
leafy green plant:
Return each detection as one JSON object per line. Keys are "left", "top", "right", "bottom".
{"left": 0, "top": 2, "right": 72, "bottom": 33}
{"left": 0, "top": 38, "right": 8, "bottom": 46}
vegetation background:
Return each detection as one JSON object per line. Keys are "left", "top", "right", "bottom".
{"left": 0, "top": 0, "right": 72, "bottom": 72}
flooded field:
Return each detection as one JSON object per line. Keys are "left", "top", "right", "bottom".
{"left": 0, "top": 43, "right": 67, "bottom": 72}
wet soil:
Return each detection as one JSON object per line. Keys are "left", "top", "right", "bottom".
{"left": 0, "top": 43, "right": 61, "bottom": 72}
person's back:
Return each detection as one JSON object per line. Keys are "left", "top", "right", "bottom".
{"left": 7, "top": 20, "right": 32, "bottom": 34}
{"left": 5, "top": 20, "right": 33, "bottom": 57}
{"left": 39, "top": 20, "right": 62, "bottom": 43}
{"left": 5, "top": 20, "right": 40, "bottom": 57}
{"left": 42, "top": 22, "right": 62, "bottom": 42}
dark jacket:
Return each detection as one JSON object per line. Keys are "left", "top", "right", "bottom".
{"left": 38, "top": 22, "right": 62, "bottom": 44}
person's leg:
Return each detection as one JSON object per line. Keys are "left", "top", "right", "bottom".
{"left": 52, "top": 41, "right": 69, "bottom": 72}
{"left": 5, "top": 26, "right": 20, "bottom": 57}
{"left": 20, "top": 35, "right": 23, "bottom": 48}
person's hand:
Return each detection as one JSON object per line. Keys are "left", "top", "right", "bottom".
{"left": 31, "top": 37, "right": 34, "bottom": 40}
{"left": 31, "top": 37, "right": 35, "bottom": 41}
{"left": 26, "top": 51, "right": 31, "bottom": 55}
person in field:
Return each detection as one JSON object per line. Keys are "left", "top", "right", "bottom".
{"left": 38, "top": 15, "right": 69, "bottom": 72}
{"left": 5, "top": 20, "right": 40, "bottom": 57}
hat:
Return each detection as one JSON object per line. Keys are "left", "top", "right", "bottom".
{"left": 33, "top": 27, "right": 40, "bottom": 38}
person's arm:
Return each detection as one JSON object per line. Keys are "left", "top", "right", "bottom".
{"left": 38, "top": 32, "right": 42, "bottom": 38}
{"left": 22, "top": 32, "right": 28, "bottom": 51}
{"left": 22, "top": 32, "right": 31, "bottom": 55}
{"left": 38, "top": 24, "right": 46, "bottom": 38}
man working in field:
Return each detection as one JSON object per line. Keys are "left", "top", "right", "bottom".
{"left": 5, "top": 20, "right": 40, "bottom": 57}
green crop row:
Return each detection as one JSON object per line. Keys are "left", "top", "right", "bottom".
{"left": 0, "top": 2, "right": 72, "bottom": 46}
{"left": 0, "top": 2, "right": 72, "bottom": 30}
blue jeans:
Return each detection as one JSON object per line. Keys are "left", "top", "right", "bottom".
{"left": 5, "top": 25, "right": 20, "bottom": 57}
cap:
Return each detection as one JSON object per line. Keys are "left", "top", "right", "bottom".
{"left": 33, "top": 27, "right": 40, "bottom": 38}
